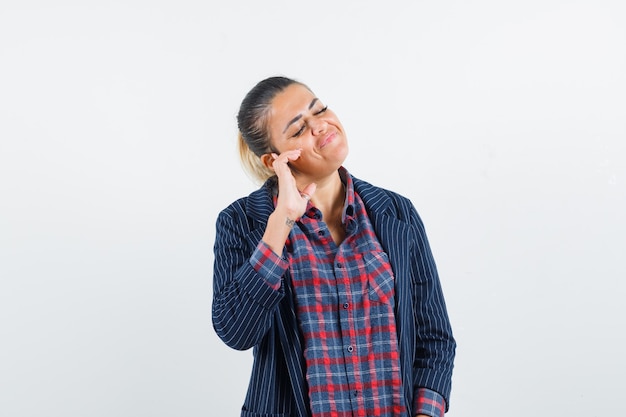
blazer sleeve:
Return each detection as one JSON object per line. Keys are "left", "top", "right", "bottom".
{"left": 212, "top": 202, "right": 285, "bottom": 350}
{"left": 407, "top": 203, "right": 456, "bottom": 411}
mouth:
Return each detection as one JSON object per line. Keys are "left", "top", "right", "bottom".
{"left": 319, "top": 132, "right": 337, "bottom": 149}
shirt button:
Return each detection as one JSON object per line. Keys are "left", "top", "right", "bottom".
{"left": 353, "top": 390, "right": 359, "bottom": 397}
{"left": 343, "top": 302, "right": 349, "bottom": 309}
{"left": 347, "top": 345, "right": 354, "bottom": 353}
{"left": 336, "top": 263, "right": 343, "bottom": 268}
{"left": 318, "top": 230, "right": 325, "bottom": 236}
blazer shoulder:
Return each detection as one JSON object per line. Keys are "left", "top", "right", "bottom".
{"left": 217, "top": 183, "right": 274, "bottom": 231}
{"left": 353, "top": 175, "right": 417, "bottom": 223}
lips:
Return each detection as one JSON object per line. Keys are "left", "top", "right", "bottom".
{"left": 319, "top": 132, "right": 337, "bottom": 149}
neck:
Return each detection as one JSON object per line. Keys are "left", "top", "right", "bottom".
{"left": 297, "top": 170, "right": 345, "bottom": 220}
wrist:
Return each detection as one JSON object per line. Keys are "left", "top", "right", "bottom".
{"left": 268, "top": 210, "right": 298, "bottom": 230}
{"left": 262, "top": 211, "right": 295, "bottom": 255}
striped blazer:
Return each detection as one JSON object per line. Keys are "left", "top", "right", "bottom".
{"left": 212, "top": 175, "right": 456, "bottom": 417}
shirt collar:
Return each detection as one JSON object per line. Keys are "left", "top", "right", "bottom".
{"left": 338, "top": 166, "right": 356, "bottom": 223}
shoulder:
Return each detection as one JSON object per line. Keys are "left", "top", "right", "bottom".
{"left": 352, "top": 175, "right": 417, "bottom": 222}
{"left": 217, "top": 180, "right": 274, "bottom": 230}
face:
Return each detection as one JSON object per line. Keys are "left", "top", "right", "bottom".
{"left": 265, "top": 83, "right": 349, "bottom": 180}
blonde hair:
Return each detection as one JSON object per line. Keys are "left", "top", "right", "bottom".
{"left": 237, "top": 131, "right": 274, "bottom": 184}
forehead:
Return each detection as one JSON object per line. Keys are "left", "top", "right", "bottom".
{"left": 269, "top": 84, "right": 317, "bottom": 121}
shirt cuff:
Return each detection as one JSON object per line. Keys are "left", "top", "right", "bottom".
{"left": 249, "top": 240, "right": 289, "bottom": 291}
{"left": 414, "top": 387, "right": 446, "bottom": 417}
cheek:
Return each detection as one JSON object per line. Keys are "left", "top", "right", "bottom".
{"left": 286, "top": 138, "right": 313, "bottom": 153}
{"left": 268, "top": 137, "right": 292, "bottom": 154}
{"left": 337, "top": 141, "right": 350, "bottom": 160}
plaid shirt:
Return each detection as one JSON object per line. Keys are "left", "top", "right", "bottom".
{"left": 250, "top": 169, "right": 445, "bottom": 417}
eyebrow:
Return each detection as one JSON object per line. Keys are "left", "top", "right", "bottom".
{"left": 282, "top": 98, "right": 319, "bottom": 133}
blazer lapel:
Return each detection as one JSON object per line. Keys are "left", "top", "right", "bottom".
{"left": 353, "top": 176, "right": 413, "bottom": 279}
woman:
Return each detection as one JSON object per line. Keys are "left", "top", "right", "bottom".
{"left": 212, "top": 76, "right": 455, "bottom": 417}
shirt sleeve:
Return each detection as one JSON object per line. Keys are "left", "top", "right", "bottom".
{"left": 249, "top": 240, "right": 289, "bottom": 290}
{"left": 414, "top": 387, "right": 446, "bottom": 417}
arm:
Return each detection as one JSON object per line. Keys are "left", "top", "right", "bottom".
{"left": 408, "top": 204, "right": 456, "bottom": 413}
{"left": 211, "top": 207, "right": 287, "bottom": 350}
{"left": 212, "top": 149, "right": 315, "bottom": 350}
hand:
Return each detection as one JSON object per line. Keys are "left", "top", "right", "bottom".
{"left": 271, "top": 149, "right": 316, "bottom": 222}
{"left": 260, "top": 149, "right": 317, "bottom": 256}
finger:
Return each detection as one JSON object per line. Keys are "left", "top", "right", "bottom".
{"left": 275, "top": 149, "right": 302, "bottom": 163}
{"left": 301, "top": 182, "right": 317, "bottom": 199}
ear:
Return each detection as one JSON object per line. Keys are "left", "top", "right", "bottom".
{"left": 260, "top": 153, "right": 276, "bottom": 171}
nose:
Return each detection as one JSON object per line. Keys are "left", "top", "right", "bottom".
{"left": 310, "top": 118, "right": 327, "bottom": 136}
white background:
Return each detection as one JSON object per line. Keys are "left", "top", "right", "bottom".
{"left": 1, "top": 1, "right": 625, "bottom": 416}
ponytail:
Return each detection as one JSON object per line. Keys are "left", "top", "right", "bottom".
{"left": 237, "top": 131, "right": 274, "bottom": 184}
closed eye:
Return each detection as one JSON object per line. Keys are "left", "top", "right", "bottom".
{"left": 314, "top": 105, "right": 328, "bottom": 116}
{"left": 291, "top": 106, "right": 328, "bottom": 138}
{"left": 292, "top": 125, "right": 306, "bottom": 138}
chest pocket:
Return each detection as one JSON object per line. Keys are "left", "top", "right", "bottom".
{"left": 363, "top": 251, "right": 396, "bottom": 305}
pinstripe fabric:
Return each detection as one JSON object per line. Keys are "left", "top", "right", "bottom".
{"left": 213, "top": 173, "right": 456, "bottom": 417}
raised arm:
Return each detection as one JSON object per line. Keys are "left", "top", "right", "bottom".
{"left": 212, "top": 149, "right": 314, "bottom": 350}
{"left": 211, "top": 205, "right": 286, "bottom": 350}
